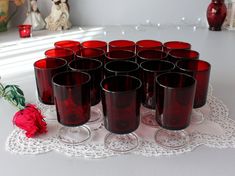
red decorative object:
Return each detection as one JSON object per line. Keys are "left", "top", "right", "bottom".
{"left": 18, "top": 25, "right": 32, "bottom": 38}
{"left": 207, "top": 0, "right": 227, "bottom": 31}
{"left": 13, "top": 104, "right": 47, "bottom": 138}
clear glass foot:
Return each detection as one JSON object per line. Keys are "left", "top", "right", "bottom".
{"left": 191, "top": 109, "right": 205, "bottom": 125}
{"left": 155, "top": 129, "right": 189, "bottom": 149}
{"left": 104, "top": 133, "right": 139, "bottom": 153}
{"left": 58, "top": 126, "right": 91, "bottom": 145}
{"left": 88, "top": 105, "right": 103, "bottom": 124}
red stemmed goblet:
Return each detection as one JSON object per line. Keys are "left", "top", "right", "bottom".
{"left": 105, "top": 50, "right": 136, "bottom": 64}
{"left": 54, "top": 40, "right": 80, "bottom": 53}
{"left": 140, "top": 60, "right": 175, "bottom": 127}
{"left": 176, "top": 59, "right": 211, "bottom": 124}
{"left": 104, "top": 60, "right": 139, "bottom": 78}
{"left": 163, "top": 41, "right": 191, "bottom": 53}
{"left": 136, "top": 40, "right": 162, "bottom": 52}
{"left": 168, "top": 49, "right": 199, "bottom": 64}
{"left": 81, "top": 40, "right": 107, "bottom": 53}
{"left": 45, "top": 48, "right": 74, "bottom": 63}
{"left": 101, "top": 75, "right": 142, "bottom": 152}
{"left": 137, "top": 49, "right": 167, "bottom": 64}
{"left": 68, "top": 58, "right": 103, "bottom": 123}
{"left": 109, "top": 40, "right": 135, "bottom": 52}
{"left": 34, "top": 58, "right": 67, "bottom": 105}
{"left": 155, "top": 72, "right": 196, "bottom": 149}
{"left": 52, "top": 71, "right": 91, "bottom": 144}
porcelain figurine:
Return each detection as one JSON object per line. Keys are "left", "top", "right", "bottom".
{"left": 24, "top": 0, "right": 46, "bottom": 30}
{"left": 45, "top": 0, "right": 72, "bottom": 31}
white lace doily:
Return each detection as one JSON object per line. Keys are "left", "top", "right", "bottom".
{"left": 6, "top": 85, "right": 235, "bottom": 158}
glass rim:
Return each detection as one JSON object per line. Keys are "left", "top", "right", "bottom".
{"left": 101, "top": 75, "right": 142, "bottom": 94}
{"left": 68, "top": 58, "right": 103, "bottom": 72}
{"left": 104, "top": 60, "right": 139, "bottom": 74}
{"left": 136, "top": 39, "right": 162, "bottom": 47}
{"left": 105, "top": 50, "right": 136, "bottom": 60}
{"left": 168, "top": 49, "right": 199, "bottom": 59}
{"left": 109, "top": 40, "right": 136, "bottom": 47}
{"left": 137, "top": 49, "right": 167, "bottom": 60}
{"left": 163, "top": 41, "right": 191, "bottom": 48}
{"left": 45, "top": 48, "right": 74, "bottom": 57}
{"left": 54, "top": 40, "right": 80, "bottom": 47}
{"left": 81, "top": 40, "right": 107, "bottom": 48}
{"left": 140, "top": 60, "right": 175, "bottom": 73}
{"left": 52, "top": 71, "right": 91, "bottom": 88}
{"left": 156, "top": 72, "right": 196, "bottom": 90}
{"left": 34, "top": 58, "right": 67, "bottom": 70}
{"left": 75, "top": 48, "right": 105, "bottom": 59}
{"left": 176, "top": 59, "right": 211, "bottom": 72}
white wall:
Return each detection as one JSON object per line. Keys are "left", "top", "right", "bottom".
{"left": 11, "top": 0, "right": 211, "bottom": 26}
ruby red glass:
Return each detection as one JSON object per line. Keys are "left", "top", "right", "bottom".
{"left": 34, "top": 58, "right": 67, "bottom": 105}
{"left": 105, "top": 50, "right": 136, "bottom": 63}
{"left": 137, "top": 49, "right": 167, "bottom": 63}
{"left": 54, "top": 40, "right": 80, "bottom": 53}
{"left": 140, "top": 60, "right": 175, "bottom": 109}
{"left": 163, "top": 41, "right": 191, "bottom": 53}
{"left": 68, "top": 59, "right": 103, "bottom": 106}
{"left": 18, "top": 25, "right": 32, "bottom": 38}
{"left": 104, "top": 60, "right": 139, "bottom": 78}
{"left": 81, "top": 40, "right": 107, "bottom": 53}
{"left": 76, "top": 48, "right": 105, "bottom": 63}
{"left": 136, "top": 40, "right": 163, "bottom": 52}
{"left": 109, "top": 40, "right": 136, "bottom": 52}
{"left": 168, "top": 49, "right": 199, "bottom": 63}
{"left": 176, "top": 59, "right": 211, "bottom": 108}
{"left": 155, "top": 72, "right": 196, "bottom": 149}
{"left": 52, "top": 71, "right": 91, "bottom": 144}
{"left": 45, "top": 48, "right": 74, "bottom": 62}
{"left": 140, "top": 60, "right": 175, "bottom": 127}
{"left": 101, "top": 75, "right": 142, "bottom": 152}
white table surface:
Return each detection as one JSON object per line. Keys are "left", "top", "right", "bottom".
{"left": 0, "top": 26, "right": 235, "bottom": 176}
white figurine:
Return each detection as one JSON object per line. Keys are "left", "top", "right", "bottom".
{"left": 45, "top": 0, "right": 72, "bottom": 31}
{"left": 60, "top": 0, "right": 72, "bottom": 30}
{"left": 24, "top": 0, "right": 46, "bottom": 30}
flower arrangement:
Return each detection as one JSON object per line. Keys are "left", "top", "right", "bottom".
{"left": 0, "top": 79, "right": 47, "bottom": 138}
{"left": 0, "top": 0, "right": 25, "bottom": 32}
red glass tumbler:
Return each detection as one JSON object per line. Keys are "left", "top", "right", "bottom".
{"left": 155, "top": 72, "right": 196, "bottom": 149}
{"left": 52, "top": 71, "right": 91, "bottom": 144}
{"left": 136, "top": 40, "right": 162, "bottom": 52}
{"left": 34, "top": 58, "right": 67, "bottom": 105}
{"left": 176, "top": 59, "right": 211, "bottom": 124}
{"left": 104, "top": 60, "right": 139, "bottom": 78}
{"left": 76, "top": 48, "right": 105, "bottom": 64}
{"left": 168, "top": 49, "right": 199, "bottom": 63}
{"left": 140, "top": 60, "right": 175, "bottom": 127}
{"left": 105, "top": 50, "right": 136, "bottom": 63}
{"left": 45, "top": 48, "right": 75, "bottom": 63}
{"left": 101, "top": 75, "right": 142, "bottom": 152}
{"left": 109, "top": 40, "right": 135, "bottom": 52}
{"left": 81, "top": 40, "right": 107, "bottom": 53}
{"left": 137, "top": 49, "right": 167, "bottom": 64}
{"left": 54, "top": 40, "right": 80, "bottom": 53}
{"left": 69, "top": 58, "right": 103, "bottom": 123}
{"left": 163, "top": 41, "right": 191, "bottom": 53}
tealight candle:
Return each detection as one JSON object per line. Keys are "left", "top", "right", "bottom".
{"left": 18, "top": 25, "right": 32, "bottom": 38}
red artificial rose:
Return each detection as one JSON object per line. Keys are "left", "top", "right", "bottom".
{"left": 13, "top": 104, "right": 47, "bottom": 138}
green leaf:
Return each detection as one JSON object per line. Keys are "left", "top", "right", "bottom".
{"left": 14, "top": 86, "right": 24, "bottom": 96}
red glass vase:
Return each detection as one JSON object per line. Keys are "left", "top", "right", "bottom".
{"left": 206, "top": 0, "right": 227, "bottom": 31}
